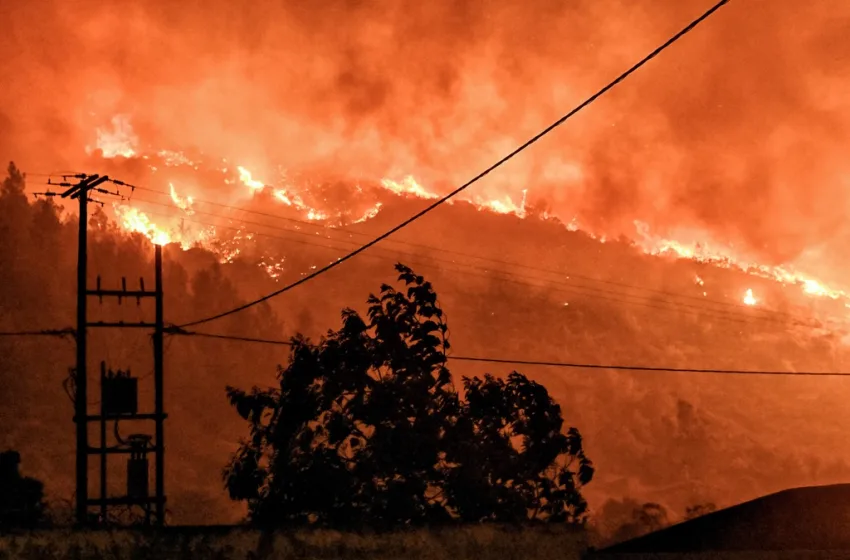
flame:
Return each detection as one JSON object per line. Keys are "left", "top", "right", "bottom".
{"left": 237, "top": 166, "right": 265, "bottom": 190}
{"left": 114, "top": 198, "right": 215, "bottom": 250}
{"left": 352, "top": 202, "right": 383, "bottom": 224}
{"left": 471, "top": 193, "right": 526, "bottom": 216}
{"left": 90, "top": 115, "right": 138, "bottom": 158}
{"left": 273, "top": 190, "right": 294, "bottom": 206}
{"left": 380, "top": 176, "right": 440, "bottom": 199}
{"left": 114, "top": 205, "right": 171, "bottom": 246}
{"left": 87, "top": 124, "right": 850, "bottom": 322}
{"left": 633, "top": 220, "right": 849, "bottom": 305}
{"left": 169, "top": 183, "right": 195, "bottom": 215}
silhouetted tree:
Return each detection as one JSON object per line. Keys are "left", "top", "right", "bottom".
{"left": 684, "top": 502, "right": 716, "bottom": 521}
{"left": 611, "top": 502, "right": 670, "bottom": 543}
{"left": 224, "top": 264, "right": 593, "bottom": 528}
{"left": 0, "top": 450, "right": 46, "bottom": 529}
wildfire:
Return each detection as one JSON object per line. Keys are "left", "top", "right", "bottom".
{"left": 90, "top": 116, "right": 850, "bottom": 322}
{"left": 380, "top": 176, "right": 440, "bottom": 200}
{"left": 113, "top": 197, "right": 214, "bottom": 250}
{"left": 169, "top": 183, "right": 195, "bottom": 215}
{"left": 471, "top": 193, "right": 526, "bottom": 216}
{"left": 159, "top": 150, "right": 197, "bottom": 168}
{"left": 634, "top": 220, "right": 849, "bottom": 305}
{"left": 352, "top": 202, "right": 383, "bottom": 224}
{"left": 237, "top": 166, "right": 265, "bottom": 190}
{"left": 89, "top": 115, "right": 138, "bottom": 158}
{"left": 114, "top": 205, "right": 171, "bottom": 246}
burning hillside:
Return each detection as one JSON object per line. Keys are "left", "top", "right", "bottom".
{"left": 4, "top": 0, "right": 850, "bottom": 286}
{"left": 61, "top": 114, "right": 850, "bottom": 334}
{"left": 3, "top": 0, "right": 850, "bottom": 531}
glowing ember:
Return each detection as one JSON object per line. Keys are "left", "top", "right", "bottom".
{"left": 159, "top": 150, "right": 196, "bottom": 168}
{"left": 743, "top": 289, "right": 757, "bottom": 306}
{"left": 305, "top": 209, "right": 329, "bottom": 221}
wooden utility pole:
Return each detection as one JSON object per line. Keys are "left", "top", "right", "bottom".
{"left": 52, "top": 173, "right": 167, "bottom": 527}
{"left": 154, "top": 245, "right": 165, "bottom": 523}
{"left": 59, "top": 174, "right": 109, "bottom": 526}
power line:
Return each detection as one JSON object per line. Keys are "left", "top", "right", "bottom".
{"left": 447, "top": 356, "right": 850, "bottom": 377}
{"left": 166, "top": 329, "right": 292, "bottom": 346}
{"left": 0, "top": 328, "right": 75, "bottom": 338}
{"left": 128, "top": 189, "right": 804, "bottom": 321}
{"left": 133, "top": 201, "right": 806, "bottom": 328}
{"left": 176, "top": 0, "right": 732, "bottom": 329}
{"left": 168, "top": 328, "right": 850, "bottom": 377}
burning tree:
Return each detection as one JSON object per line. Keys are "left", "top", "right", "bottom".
{"left": 223, "top": 264, "right": 593, "bottom": 528}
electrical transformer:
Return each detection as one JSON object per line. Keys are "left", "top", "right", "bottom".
{"left": 126, "top": 434, "right": 151, "bottom": 499}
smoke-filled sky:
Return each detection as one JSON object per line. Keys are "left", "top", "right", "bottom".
{"left": 2, "top": 0, "right": 849, "bottom": 280}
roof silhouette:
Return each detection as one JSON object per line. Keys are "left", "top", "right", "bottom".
{"left": 599, "top": 484, "right": 850, "bottom": 554}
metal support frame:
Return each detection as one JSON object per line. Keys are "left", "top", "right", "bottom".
{"left": 63, "top": 174, "right": 166, "bottom": 527}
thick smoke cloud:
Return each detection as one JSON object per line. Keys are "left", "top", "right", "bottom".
{"left": 2, "top": 0, "right": 850, "bottom": 278}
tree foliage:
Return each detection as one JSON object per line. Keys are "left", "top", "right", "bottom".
{"left": 609, "top": 502, "right": 671, "bottom": 544}
{"left": 224, "top": 264, "right": 593, "bottom": 528}
{"left": 684, "top": 502, "right": 716, "bottom": 521}
{"left": 0, "top": 450, "right": 46, "bottom": 529}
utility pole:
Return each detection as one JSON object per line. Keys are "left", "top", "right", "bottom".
{"left": 154, "top": 245, "right": 165, "bottom": 523}
{"left": 40, "top": 173, "right": 168, "bottom": 527}
{"left": 87, "top": 247, "right": 167, "bottom": 526}
{"left": 56, "top": 174, "right": 110, "bottom": 526}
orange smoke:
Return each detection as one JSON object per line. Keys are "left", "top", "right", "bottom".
{"left": 2, "top": 0, "right": 850, "bottom": 299}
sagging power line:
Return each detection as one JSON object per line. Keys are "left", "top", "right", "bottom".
{"left": 0, "top": 328, "right": 76, "bottom": 338}
{"left": 167, "top": 328, "right": 850, "bottom": 377}
{"left": 126, "top": 190, "right": 806, "bottom": 324}
{"left": 132, "top": 201, "right": 808, "bottom": 328}
{"left": 176, "top": 0, "right": 732, "bottom": 330}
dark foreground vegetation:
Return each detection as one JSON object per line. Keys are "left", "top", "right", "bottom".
{"left": 224, "top": 264, "right": 593, "bottom": 529}
{"left": 0, "top": 525, "right": 586, "bottom": 560}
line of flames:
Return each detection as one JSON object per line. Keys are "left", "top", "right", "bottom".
{"left": 92, "top": 118, "right": 849, "bottom": 311}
